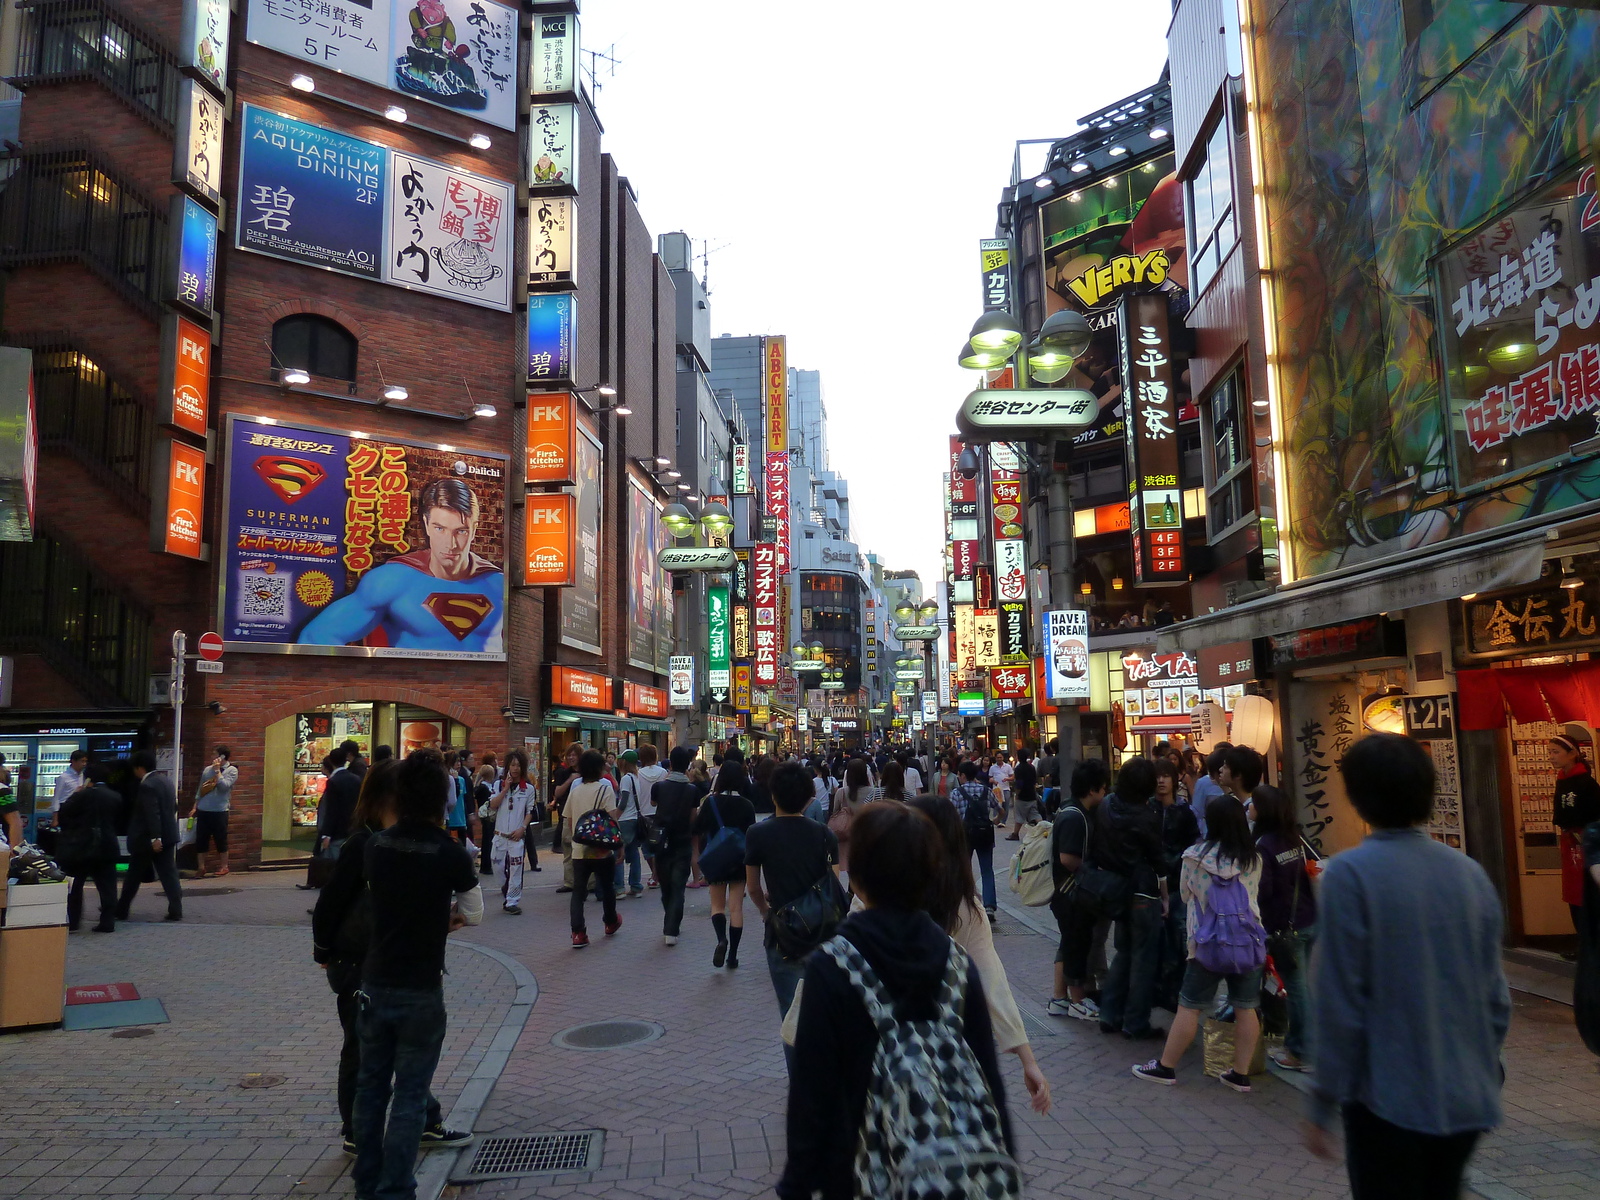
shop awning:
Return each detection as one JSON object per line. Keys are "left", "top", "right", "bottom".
{"left": 1132, "top": 715, "right": 1193, "bottom": 731}
{"left": 632, "top": 718, "right": 672, "bottom": 732}
{"left": 541, "top": 708, "right": 633, "bottom": 732}
{"left": 1155, "top": 530, "right": 1547, "bottom": 653}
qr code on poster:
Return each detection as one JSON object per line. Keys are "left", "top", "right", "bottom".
{"left": 239, "top": 572, "right": 289, "bottom": 619}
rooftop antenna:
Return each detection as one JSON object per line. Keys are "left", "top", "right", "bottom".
{"left": 698, "top": 238, "right": 731, "bottom": 295}
{"left": 581, "top": 44, "right": 619, "bottom": 99}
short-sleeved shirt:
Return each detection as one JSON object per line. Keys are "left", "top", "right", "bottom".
{"left": 1050, "top": 804, "right": 1091, "bottom": 891}
{"left": 745, "top": 816, "right": 839, "bottom": 912}
{"left": 1012, "top": 760, "right": 1038, "bottom": 805}
{"left": 362, "top": 821, "right": 478, "bottom": 990}
{"left": 693, "top": 792, "right": 756, "bottom": 839}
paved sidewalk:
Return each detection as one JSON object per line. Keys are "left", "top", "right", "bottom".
{"left": 0, "top": 877, "right": 516, "bottom": 1200}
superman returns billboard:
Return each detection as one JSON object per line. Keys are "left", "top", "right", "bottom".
{"left": 220, "top": 415, "right": 508, "bottom": 659}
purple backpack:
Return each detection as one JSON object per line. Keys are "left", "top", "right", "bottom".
{"left": 1193, "top": 869, "right": 1266, "bottom": 976}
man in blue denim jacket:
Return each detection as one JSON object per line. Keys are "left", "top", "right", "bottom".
{"left": 1308, "top": 733, "right": 1509, "bottom": 1200}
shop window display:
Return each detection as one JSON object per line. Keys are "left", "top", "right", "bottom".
{"left": 292, "top": 705, "right": 373, "bottom": 828}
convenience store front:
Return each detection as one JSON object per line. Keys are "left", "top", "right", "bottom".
{"left": 0, "top": 716, "right": 143, "bottom": 842}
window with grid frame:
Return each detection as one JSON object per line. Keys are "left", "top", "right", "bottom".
{"left": 1186, "top": 116, "right": 1238, "bottom": 298}
{"left": 1205, "top": 368, "right": 1254, "bottom": 540}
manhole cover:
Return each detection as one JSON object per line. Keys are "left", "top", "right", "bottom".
{"left": 110, "top": 1028, "right": 155, "bottom": 1039}
{"left": 183, "top": 887, "right": 241, "bottom": 897}
{"left": 451, "top": 1131, "right": 602, "bottom": 1181}
{"left": 551, "top": 1019, "right": 663, "bottom": 1050}
{"left": 239, "top": 1073, "right": 287, "bottom": 1088}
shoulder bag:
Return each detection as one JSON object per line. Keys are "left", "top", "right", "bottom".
{"left": 1065, "top": 806, "right": 1132, "bottom": 921}
{"left": 571, "top": 781, "right": 623, "bottom": 850}
{"left": 770, "top": 869, "right": 847, "bottom": 960}
{"left": 697, "top": 796, "right": 748, "bottom": 881}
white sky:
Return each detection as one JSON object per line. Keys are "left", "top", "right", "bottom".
{"left": 582, "top": 0, "right": 1174, "bottom": 587}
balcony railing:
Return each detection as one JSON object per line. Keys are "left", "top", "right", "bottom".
{"left": 11, "top": 0, "right": 184, "bottom": 134}
{"left": 0, "top": 144, "right": 168, "bottom": 318}
{"left": 10, "top": 335, "right": 154, "bottom": 510}
{"left": 0, "top": 528, "right": 153, "bottom": 708}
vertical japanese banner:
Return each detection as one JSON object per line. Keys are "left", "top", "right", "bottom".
{"left": 954, "top": 604, "right": 977, "bottom": 674}
{"left": 527, "top": 195, "right": 574, "bottom": 286}
{"left": 627, "top": 477, "right": 658, "bottom": 670}
{"left": 522, "top": 491, "right": 575, "bottom": 586}
{"left": 170, "top": 195, "right": 217, "bottom": 317}
{"left": 1042, "top": 609, "right": 1090, "bottom": 701}
{"left": 160, "top": 315, "right": 211, "bottom": 439}
{"left": 529, "top": 10, "right": 579, "bottom": 95}
{"left": 1118, "top": 293, "right": 1186, "bottom": 584}
{"left": 524, "top": 391, "right": 575, "bottom": 483}
{"left": 949, "top": 436, "right": 978, "bottom": 601}
{"left": 1286, "top": 680, "right": 1364, "bottom": 857}
{"left": 752, "top": 541, "right": 779, "bottom": 685}
{"left": 766, "top": 451, "right": 790, "bottom": 580}
{"left": 173, "top": 78, "right": 224, "bottom": 207}
{"left": 974, "top": 609, "right": 1001, "bottom": 667}
{"left": 980, "top": 238, "right": 1012, "bottom": 311}
{"left": 527, "top": 294, "right": 575, "bottom": 382}
{"left": 765, "top": 336, "right": 789, "bottom": 574}
{"left": 708, "top": 583, "right": 730, "bottom": 700}
{"left": 155, "top": 439, "right": 206, "bottom": 559}
{"left": 181, "top": 0, "right": 230, "bottom": 93}
{"left": 386, "top": 152, "right": 513, "bottom": 311}
{"left": 528, "top": 103, "right": 578, "bottom": 191}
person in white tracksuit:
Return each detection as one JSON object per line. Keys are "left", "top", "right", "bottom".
{"left": 492, "top": 749, "right": 535, "bottom": 914}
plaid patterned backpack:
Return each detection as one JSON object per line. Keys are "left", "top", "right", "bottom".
{"left": 820, "top": 936, "right": 1021, "bottom": 1200}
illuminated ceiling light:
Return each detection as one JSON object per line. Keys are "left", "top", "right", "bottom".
{"left": 473, "top": 403, "right": 497, "bottom": 417}
{"left": 1029, "top": 361, "right": 1072, "bottom": 384}
{"left": 597, "top": 384, "right": 617, "bottom": 396}
{"left": 1252, "top": 397, "right": 1270, "bottom": 409}
{"left": 665, "top": 467, "right": 682, "bottom": 479}
{"left": 655, "top": 456, "right": 671, "bottom": 466}
{"left": 1067, "top": 191, "right": 1081, "bottom": 202}
{"left": 384, "top": 105, "right": 407, "bottom": 122}
{"left": 1108, "top": 145, "right": 1127, "bottom": 157}
{"left": 1036, "top": 307, "right": 1093, "bottom": 359}
{"left": 1130, "top": 105, "right": 1146, "bottom": 114}
{"left": 614, "top": 403, "right": 632, "bottom": 416}
{"left": 1485, "top": 326, "right": 1538, "bottom": 373}
{"left": 699, "top": 500, "right": 733, "bottom": 536}
{"left": 1035, "top": 176, "right": 1052, "bottom": 188}
{"left": 1149, "top": 127, "right": 1169, "bottom": 139}
{"left": 382, "top": 384, "right": 408, "bottom": 401}
{"left": 959, "top": 343, "right": 1009, "bottom": 371}
{"left": 677, "top": 482, "right": 693, "bottom": 491}
{"left": 1070, "top": 161, "right": 1090, "bottom": 173}
{"left": 281, "top": 368, "right": 310, "bottom": 385}
{"left": 661, "top": 502, "right": 696, "bottom": 537}
{"left": 290, "top": 74, "right": 315, "bottom": 93}
{"left": 1460, "top": 593, "right": 1478, "bottom": 602}
{"left": 1561, "top": 556, "right": 1582, "bottom": 589}
{"left": 468, "top": 133, "right": 492, "bottom": 150}
{"left": 1103, "top": 176, "right": 1118, "bottom": 188}
{"left": 1079, "top": 580, "right": 1093, "bottom": 595}
{"left": 1112, "top": 577, "right": 1125, "bottom": 590}
{"left": 968, "top": 310, "right": 1023, "bottom": 355}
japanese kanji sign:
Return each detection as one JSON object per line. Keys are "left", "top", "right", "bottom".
{"left": 752, "top": 542, "right": 779, "bottom": 685}
{"left": 387, "top": 152, "right": 512, "bottom": 310}
{"left": 528, "top": 103, "right": 579, "bottom": 193}
{"left": 956, "top": 387, "right": 1098, "bottom": 440}
{"left": 974, "top": 609, "right": 1001, "bottom": 668}
{"left": 979, "top": 238, "right": 1011, "bottom": 312}
{"left": 1465, "top": 578, "right": 1600, "bottom": 658}
{"left": 527, "top": 195, "right": 574, "bottom": 286}
{"left": 170, "top": 195, "right": 217, "bottom": 318}
{"left": 174, "top": 78, "right": 224, "bottom": 207}
{"left": 1118, "top": 293, "right": 1186, "bottom": 585}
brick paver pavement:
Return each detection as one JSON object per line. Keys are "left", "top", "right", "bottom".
{"left": 0, "top": 873, "right": 515, "bottom": 1200}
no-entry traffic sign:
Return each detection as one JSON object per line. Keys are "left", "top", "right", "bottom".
{"left": 197, "top": 632, "right": 224, "bottom": 661}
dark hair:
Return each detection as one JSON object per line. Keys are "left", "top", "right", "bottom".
{"left": 770, "top": 762, "right": 813, "bottom": 813}
{"left": 339, "top": 739, "right": 360, "bottom": 761}
{"left": 1339, "top": 733, "right": 1435, "bottom": 829}
{"left": 131, "top": 750, "right": 156, "bottom": 772}
{"left": 418, "top": 476, "right": 479, "bottom": 523}
{"left": 373, "top": 745, "right": 394, "bottom": 763}
{"left": 714, "top": 759, "right": 750, "bottom": 795}
{"left": 1204, "top": 742, "right": 1234, "bottom": 776}
{"left": 880, "top": 761, "right": 906, "bottom": 800}
{"left": 353, "top": 758, "right": 402, "bottom": 831}
{"left": 907, "top": 796, "right": 978, "bottom": 933}
{"left": 85, "top": 760, "right": 111, "bottom": 785}
{"left": 395, "top": 749, "right": 448, "bottom": 825}
{"left": 1152, "top": 740, "right": 1170, "bottom": 757}
{"left": 1202, "top": 795, "right": 1259, "bottom": 871}
{"left": 1115, "top": 756, "right": 1156, "bottom": 805}
{"left": 1250, "top": 784, "right": 1298, "bottom": 839}
{"left": 578, "top": 749, "right": 605, "bottom": 783}
{"left": 848, "top": 802, "right": 942, "bottom": 911}
{"left": 321, "top": 753, "right": 342, "bottom": 775}
{"left": 1221, "top": 745, "right": 1263, "bottom": 792}
{"left": 669, "top": 745, "right": 694, "bottom": 772}
{"left": 752, "top": 755, "right": 775, "bottom": 786}
{"left": 1071, "top": 758, "right": 1110, "bottom": 800}
{"left": 502, "top": 749, "right": 528, "bottom": 784}
{"left": 845, "top": 759, "right": 871, "bottom": 804}
{"left": 1046, "top": 739, "right": 1059, "bottom": 754}
{"left": 959, "top": 760, "right": 980, "bottom": 780}
{"left": 1152, "top": 758, "right": 1181, "bottom": 792}
{"left": 723, "top": 745, "right": 746, "bottom": 764}
{"left": 213, "top": 745, "right": 230, "bottom": 760}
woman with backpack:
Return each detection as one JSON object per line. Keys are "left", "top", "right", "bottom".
{"left": 951, "top": 761, "right": 1003, "bottom": 916}
{"left": 909, "top": 795, "right": 1052, "bottom": 1115}
{"left": 778, "top": 802, "right": 1017, "bottom": 1200}
{"left": 1251, "top": 784, "right": 1317, "bottom": 1071}
{"left": 691, "top": 759, "right": 757, "bottom": 968}
{"left": 563, "top": 750, "right": 623, "bottom": 948}
{"left": 1133, "top": 795, "right": 1265, "bottom": 1093}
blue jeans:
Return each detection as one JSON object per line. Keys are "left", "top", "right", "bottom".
{"left": 767, "top": 942, "right": 806, "bottom": 1074}
{"left": 1279, "top": 926, "right": 1314, "bottom": 1060}
{"left": 1099, "top": 893, "right": 1163, "bottom": 1035}
{"left": 973, "top": 843, "right": 996, "bottom": 909}
{"left": 615, "top": 819, "right": 642, "bottom": 891}
{"left": 353, "top": 984, "right": 447, "bottom": 1200}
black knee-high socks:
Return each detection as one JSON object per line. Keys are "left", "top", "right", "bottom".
{"left": 729, "top": 924, "right": 743, "bottom": 955}
{"left": 712, "top": 912, "right": 727, "bottom": 945}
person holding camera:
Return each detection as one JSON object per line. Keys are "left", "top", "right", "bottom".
{"left": 193, "top": 746, "right": 238, "bottom": 878}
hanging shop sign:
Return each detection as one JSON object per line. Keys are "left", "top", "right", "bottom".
{"left": 956, "top": 387, "right": 1098, "bottom": 441}
{"left": 153, "top": 438, "right": 206, "bottom": 559}
{"left": 173, "top": 79, "right": 224, "bottom": 207}
{"left": 530, "top": 10, "right": 580, "bottom": 96}
{"left": 560, "top": 425, "right": 601, "bottom": 653}
{"left": 958, "top": 691, "right": 986, "bottom": 717}
{"left": 1437, "top": 163, "right": 1600, "bottom": 490}
{"left": 528, "top": 293, "right": 576, "bottom": 382}
{"left": 1462, "top": 575, "right": 1600, "bottom": 661}
{"left": 528, "top": 196, "right": 575, "bottom": 287}
{"left": 181, "top": 0, "right": 230, "bottom": 94}
{"left": 1041, "top": 609, "right": 1089, "bottom": 701}
{"left": 669, "top": 655, "right": 695, "bottom": 708}
{"left": 220, "top": 415, "right": 508, "bottom": 659}
{"left": 624, "top": 681, "right": 668, "bottom": 719}
{"left": 989, "top": 663, "right": 1031, "bottom": 701}
{"left": 734, "top": 663, "right": 752, "bottom": 712}
{"left": 732, "top": 603, "right": 752, "bottom": 659}
{"left": 625, "top": 478, "right": 668, "bottom": 671}
{"left": 752, "top": 541, "right": 779, "bottom": 686}
{"left": 246, "top": 0, "right": 519, "bottom": 131}
{"left": 528, "top": 103, "right": 578, "bottom": 192}
{"left": 0, "top": 349, "right": 37, "bottom": 542}
{"left": 1197, "top": 639, "right": 1265, "bottom": 689}
{"left": 974, "top": 609, "right": 1000, "bottom": 668}
{"left": 766, "top": 335, "right": 787, "bottom": 456}
{"left": 766, "top": 451, "right": 791, "bottom": 576}
{"left": 388, "top": 151, "right": 511, "bottom": 309}
{"left": 170, "top": 195, "right": 217, "bottom": 318}
{"left": 980, "top": 238, "right": 1011, "bottom": 311}
{"left": 548, "top": 664, "right": 611, "bottom": 711}
{"left": 525, "top": 391, "right": 576, "bottom": 483}
{"left": 895, "top": 624, "right": 940, "bottom": 641}
{"left": 954, "top": 603, "right": 976, "bottom": 672}
{"left": 733, "top": 549, "right": 750, "bottom": 600}
{"left": 998, "top": 600, "right": 1028, "bottom": 664}
{"left": 1123, "top": 647, "right": 1201, "bottom": 720}
{"left": 1118, "top": 293, "right": 1185, "bottom": 584}
{"left": 1269, "top": 615, "right": 1405, "bottom": 669}
{"left": 708, "top": 583, "right": 731, "bottom": 697}
{"left": 160, "top": 315, "right": 211, "bottom": 440}
{"left": 658, "top": 546, "right": 737, "bottom": 572}
{"left": 731, "top": 442, "right": 752, "bottom": 494}
{"left": 522, "top": 491, "right": 575, "bottom": 587}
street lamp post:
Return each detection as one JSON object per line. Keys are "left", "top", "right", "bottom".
{"left": 893, "top": 593, "right": 941, "bottom": 763}
{"left": 660, "top": 499, "right": 737, "bottom": 740}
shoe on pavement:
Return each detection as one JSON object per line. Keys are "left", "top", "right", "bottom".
{"left": 687, "top": 879, "right": 708, "bottom": 889}
{"left": 1132, "top": 1060, "right": 1177, "bottom": 1085}
{"left": 164, "top": 912, "right": 182, "bottom": 921}
{"left": 556, "top": 885, "right": 573, "bottom": 894}
{"left": 91, "top": 923, "right": 115, "bottom": 933}
{"left": 726, "top": 954, "right": 739, "bottom": 969}
{"left": 628, "top": 887, "right": 645, "bottom": 897}
{"left": 341, "top": 1134, "right": 356, "bottom": 1156}
{"left": 420, "top": 1123, "right": 473, "bottom": 1148}
{"left": 1005, "top": 833, "right": 1021, "bottom": 841}
{"left": 648, "top": 879, "right": 659, "bottom": 889}
{"left": 1047, "top": 997, "right": 1097, "bottom": 1021}
{"left": 664, "top": 935, "right": 678, "bottom": 946}
{"left": 1124, "top": 1027, "right": 1165, "bottom": 1041}
{"left": 572, "top": 931, "right": 590, "bottom": 948}
{"left": 604, "top": 914, "right": 622, "bottom": 936}
{"left": 1220, "top": 1070, "right": 1252, "bottom": 1093}
{"left": 1269, "top": 1049, "right": 1310, "bottom": 1072}
{"left": 503, "top": 905, "right": 522, "bottom": 915}
{"left": 713, "top": 942, "right": 727, "bottom": 968}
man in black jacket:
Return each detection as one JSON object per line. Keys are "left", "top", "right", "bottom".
{"left": 116, "top": 751, "right": 182, "bottom": 922}
{"left": 651, "top": 746, "right": 704, "bottom": 945}
{"left": 299, "top": 743, "right": 365, "bottom": 891}
{"left": 1093, "top": 757, "right": 1167, "bottom": 1039}
{"left": 58, "top": 761, "right": 122, "bottom": 932}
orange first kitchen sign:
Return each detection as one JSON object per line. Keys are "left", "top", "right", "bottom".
{"left": 162, "top": 314, "right": 211, "bottom": 439}
{"left": 526, "top": 391, "right": 576, "bottom": 484}
{"left": 549, "top": 664, "right": 611, "bottom": 711}
{"left": 156, "top": 438, "right": 206, "bottom": 558}
{"left": 523, "top": 491, "right": 576, "bottom": 586}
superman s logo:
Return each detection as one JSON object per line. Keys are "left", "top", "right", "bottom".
{"left": 423, "top": 593, "right": 494, "bottom": 640}
{"left": 254, "top": 456, "right": 328, "bottom": 504}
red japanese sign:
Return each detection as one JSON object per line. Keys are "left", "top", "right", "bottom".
{"left": 1118, "top": 293, "right": 1186, "bottom": 584}
{"left": 989, "top": 663, "right": 1031, "bottom": 700}
{"left": 550, "top": 664, "right": 611, "bottom": 711}
{"left": 752, "top": 541, "right": 779, "bottom": 685}
{"left": 767, "top": 450, "right": 790, "bottom": 575}
{"left": 624, "top": 681, "right": 668, "bottom": 717}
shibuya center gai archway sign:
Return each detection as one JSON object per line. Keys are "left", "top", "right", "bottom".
{"left": 955, "top": 388, "right": 1099, "bottom": 442}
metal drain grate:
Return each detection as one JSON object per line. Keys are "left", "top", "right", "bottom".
{"left": 451, "top": 1131, "right": 602, "bottom": 1182}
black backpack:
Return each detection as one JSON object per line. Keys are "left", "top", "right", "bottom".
{"left": 957, "top": 782, "right": 995, "bottom": 850}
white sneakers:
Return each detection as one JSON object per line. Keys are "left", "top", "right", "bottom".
{"left": 1046, "top": 996, "right": 1100, "bottom": 1021}
{"left": 663, "top": 935, "right": 678, "bottom": 946}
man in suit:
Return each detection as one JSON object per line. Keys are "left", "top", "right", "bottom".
{"left": 59, "top": 760, "right": 122, "bottom": 932}
{"left": 117, "top": 750, "right": 183, "bottom": 921}
{"left": 298, "top": 742, "right": 365, "bottom": 891}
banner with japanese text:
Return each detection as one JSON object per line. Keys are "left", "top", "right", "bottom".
{"left": 220, "top": 414, "right": 507, "bottom": 659}
{"left": 386, "top": 152, "right": 512, "bottom": 310}
{"left": 1118, "top": 293, "right": 1186, "bottom": 584}
{"left": 752, "top": 541, "right": 779, "bottom": 685}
